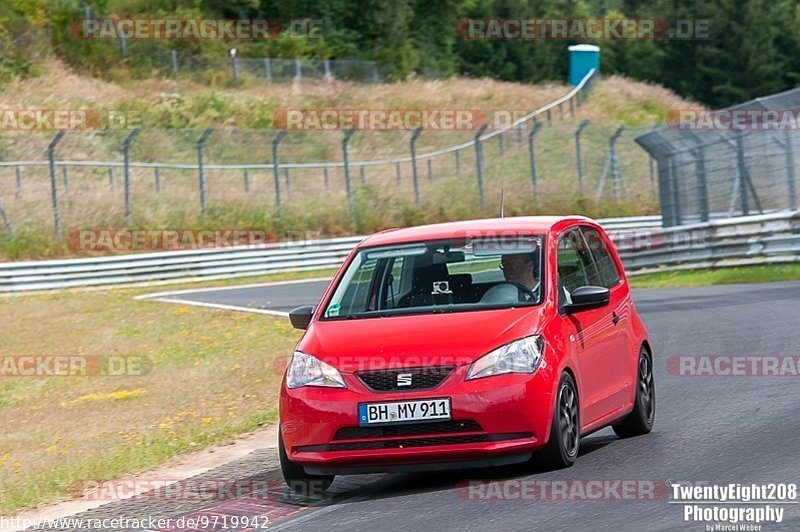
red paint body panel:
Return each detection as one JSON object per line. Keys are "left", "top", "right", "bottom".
{"left": 279, "top": 216, "right": 651, "bottom": 473}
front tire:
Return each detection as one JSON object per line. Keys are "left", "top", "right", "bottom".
{"left": 613, "top": 346, "right": 655, "bottom": 438}
{"left": 279, "top": 430, "right": 334, "bottom": 495}
{"left": 534, "top": 372, "right": 580, "bottom": 470}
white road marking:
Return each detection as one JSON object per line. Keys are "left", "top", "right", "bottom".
{"left": 147, "top": 296, "right": 290, "bottom": 317}
{"left": 134, "top": 277, "right": 331, "bottom": 301}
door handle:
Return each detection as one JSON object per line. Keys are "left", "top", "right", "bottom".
{"left": 612, "top": 312, "right": 620, "bottom": 325}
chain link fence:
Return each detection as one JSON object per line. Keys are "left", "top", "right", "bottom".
{"left": 0, "top": 70, "right": 660, "bottom": 239}
{"left": 635, "top": 89, "right": 800, "bottom": 227}
{"left": 75, "top": 5, "right": 383, "bottom": 85}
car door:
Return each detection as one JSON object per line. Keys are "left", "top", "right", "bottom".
{"left": 556, "top": 228, "right": 618, "bottom": 428}
{"left": 579, "top": 225, "right": 633, "bottom": 417}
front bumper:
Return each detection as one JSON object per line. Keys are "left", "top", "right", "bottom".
{"left": 280, "top": 365, "right": 555, "bottom": 474}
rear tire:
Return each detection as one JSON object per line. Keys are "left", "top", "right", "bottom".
{"left": 533, "top": 372, "right": 580, "bottom": 470}
{"left": 613, "top": 346, "right": 655, "bottom": 438}
{"left": 279, "top": 430, "right": 334, "bottom": 495}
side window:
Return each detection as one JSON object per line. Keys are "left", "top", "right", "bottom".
{"left": 557, "top": 229, "right": 602, "bottom": 304}
{"left": 581, "top": 227, "right": 621, "bottom": 289}
{"left": 337, "top": 258, "right": 378, "bottom": 315}
{"left": 380, "top": 256, "right": 405, "bottom": 309}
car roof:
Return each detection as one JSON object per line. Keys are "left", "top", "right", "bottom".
{"left": 358, "top": 215, "right": 596, "bottom": 248}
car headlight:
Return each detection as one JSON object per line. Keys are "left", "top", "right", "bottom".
{"left": 286, "top": 351, "right": 346, "bottom": 389}
{"left": 466, "top": 336, "right": 544, "bottom": 380}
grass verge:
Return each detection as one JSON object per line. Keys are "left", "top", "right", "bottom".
{"left": 629, "top": 263, "right": 800, "bottom": 289}
{"left": 0, "top": 286, "right": 301, "bottom": 512}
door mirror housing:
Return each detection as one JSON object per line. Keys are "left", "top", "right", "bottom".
{"left": 289, "top": 305, "right": 315, "bottom": 330}
{"left": 564, "top": 286, "right": 610, "bottom": 314}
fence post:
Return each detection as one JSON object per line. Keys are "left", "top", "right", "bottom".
{"left": 155, "top": 167, "right": 161, "bottom": 193}
{"left": 284, "top": 167, "right": 291, "bottom": 194}
{"left": 474, "top": 124, "right": 489, "bottom": 210}
{"left": 120, "top": 33, "right": 127, "bottom": 58}
{"left": 171, "top": 50, "right": 178, "bottom": 74}
{"left": 196, "top": 128, "right": 213, "bottom": 218}
{"left": 360, "top": 165, "right": 366, "bottom": 185}
{"left": 546, "top": 109, "right": 552, "bottom": 127}
{"left": 734, "top": 133, "right": 750, "bottom": 216}
{"left": 48, "top": 131, "right": 66, "bottom": 236}
{"left": 528, "top": 122, "right": 544, "bottom": 203}
{"left": 342, "top": 129, "right": 357, "bottom": 228}
{"left": 410, "top": 127, "right": 422, "bottom": 206}
{"left": 0, "top": 196, "right": 12, "bottom": 233}
{"left": 427, "top": 158, "right": 433, "bottom": 181}
{"left": 669, "top": 156, "right": 682, "bottom": 226}
{"left": 692, "top": 146, "right": 710, "bottom": 223}
{"left": 595, "top": 126, "right": 625, "bottom": 202}
{"left": 108, "top": 167, "right": 115, "bottom": 192}
{"left": 610, "top": 126, "right": 625, "bottom": 202}
{"left": 294, "top": 59, "right": 302, "bottom": 83}
{"left": 648, "top": 124, "right": 658, "bottom": 193}
{"left": 569, "top": 97, "right": 575, "bottom": 117}
{"left": 559, "top": 102, "right": 564, "bottom": 121}
{"left": 123, "top": 128, "right": 142, "bottom": 224}
{"left": 498, "top": 133, "right": 505, "bottom": 155}
{"left": 231, "top": 52, "right": 239, "bottom": 84}
{"left": 272, "top": 130, "right": 287, "bottom": 211}
{"left": 454, "top": 150, "right": 461, "bottom": 176}
{"left": 575, "top": 120, "right": 590, "bottom": 196}
{"left": 324, "top": 59, "right": 331, "bottom": 80}
{"left": 395, "top": 162, "right": 401, "bottom": 184}
{"left": 15, "top": 167, "right": 22, "bottom": 195}
{"left": 243, "top": 169, "right": 249, "bottom": 192}
{"left": 323, "top": 167, "right": 330, "bottom": 189}
{"left": 263, "top": 58, "right": 272, "bottom": 83}
{"left": 62, "top": 165, "right": 69, "bottom": 190}
{"left": 783, "top": 130, "right": 797, "bottom": 210}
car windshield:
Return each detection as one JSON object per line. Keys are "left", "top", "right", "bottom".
{"left": 322, "top": 235, "right": 544, "bottom": 319}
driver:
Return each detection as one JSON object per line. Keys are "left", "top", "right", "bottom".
{"left": 500, "top": 252, "right": 540, "bottom": 294}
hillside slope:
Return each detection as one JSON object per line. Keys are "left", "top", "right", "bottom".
{"left": 0, "top": 61, "right": 694, "bottom": 260}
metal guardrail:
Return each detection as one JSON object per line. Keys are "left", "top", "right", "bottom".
{"left": 0, "top": 215, "right": 656, "bottom": 292}
{"left": 617, "top": 210, "right": 800, "bottom": 273}
{"left": 1, "top": 212, "right": 796, "bottom": 292}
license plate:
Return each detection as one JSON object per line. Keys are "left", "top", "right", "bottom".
{"left": 358, "top": 398, "right": 451, "bottom": 426}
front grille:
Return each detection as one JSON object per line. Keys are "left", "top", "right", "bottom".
{"left": 356, "top": 366, "right": 455, "bottom": 392}
{"left": 333, "top": 420, "right": 482, "bottom": 440}
{"left": 296, "top": 432, "right": 532, "bottom": 453}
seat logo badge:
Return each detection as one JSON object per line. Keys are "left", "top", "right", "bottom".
{"left": 397, "top": 373, "right": 413, "bottom": 386}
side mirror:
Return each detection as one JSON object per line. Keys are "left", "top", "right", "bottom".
{"left": 564, "top": 286, "right": 610, "bottom": 314}
{"left": 289, "top": 305, "right": 315, "bottom": 330}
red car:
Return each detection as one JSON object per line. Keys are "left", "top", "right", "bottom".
{"left": 279, "top": 216, "right": 655, "bottom": 492}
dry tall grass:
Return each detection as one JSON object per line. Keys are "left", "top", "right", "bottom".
{"left": 0, "top": 62, "right": 694, "bottom": 259}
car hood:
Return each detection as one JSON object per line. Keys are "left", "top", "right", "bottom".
{"left": 296, "top": 306, "right": 548, "bottom": 373}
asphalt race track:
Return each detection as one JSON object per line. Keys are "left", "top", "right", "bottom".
{"left": 47, "top": 280, "right": 800, "bottom": 531}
